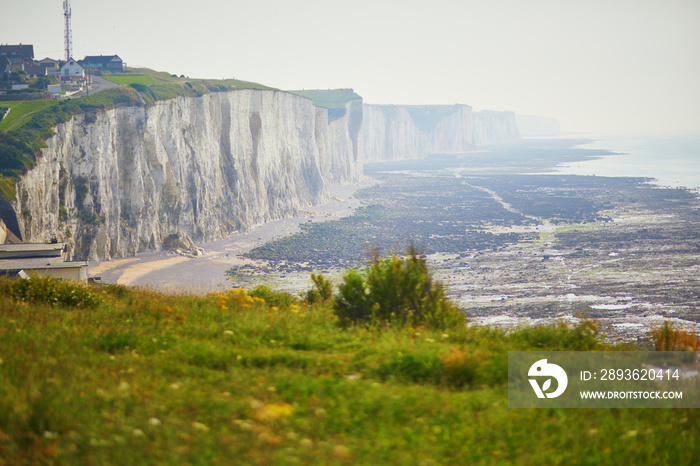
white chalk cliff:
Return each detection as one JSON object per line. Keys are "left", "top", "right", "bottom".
{"left": 362, "top": 104, "right": 519, "bottom": 161}
{"left": 12, "top": 90, "right": 518, "bottom": 260}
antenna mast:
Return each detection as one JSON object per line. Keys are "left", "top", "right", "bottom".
{"left": 63, "top": 0, "right": 72, "bottom": 60}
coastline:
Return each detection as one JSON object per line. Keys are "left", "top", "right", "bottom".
{"left": 89, "top": 180, "right": 375, "bottom": 293}
{"left": 87, "top": 136, "right": 700, "bottom": 341}
{"left": 542, "top": 133, "right": 700, "bottom": 192}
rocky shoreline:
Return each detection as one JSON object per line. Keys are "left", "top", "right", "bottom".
{"left": 92, "top": 138, "right": 700, "bottom": 343}
{"left": 88, "top": 181, "right": 373, "bottom": 292}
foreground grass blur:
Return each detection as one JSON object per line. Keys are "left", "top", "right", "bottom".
{"left": 0, "top": 276, "right": 697, "bottom": 465}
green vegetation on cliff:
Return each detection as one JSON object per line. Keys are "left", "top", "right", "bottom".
{"left": 363, "top": 103, "right": 464, "bottom": 132}
{"left": 0, "top": 272, "right": 697, "bottom": 464}
{"left": 288, "top": 89, "right": 362, "bottom": 122}
{"left": 0, "top": 68, "right": 276, "bottom": 200}
{"left": 0, "top": 99, "right": 58, "bottom": 133}
{"left": 403, "top": 104, "right": 463, "bottom": 132}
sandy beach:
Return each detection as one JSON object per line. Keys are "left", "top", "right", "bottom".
{"left": 89, "top": 181, "right": 372, "bottom": 293}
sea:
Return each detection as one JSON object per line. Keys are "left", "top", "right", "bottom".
{"left": 547, "top": 133, "right": 700, "bottom": 191}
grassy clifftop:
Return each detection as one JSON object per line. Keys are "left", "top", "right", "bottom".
{"left": 0, "top": 68, "right": 276, "bottom": 200}
{"left": 288, "top": 89, "right": 362, "bottom": 122}
{"left": 0, "top": 78, "right": 363, "bottom": 200}
{"left": 0, "top": 273, "right": 697, "bottom": 464}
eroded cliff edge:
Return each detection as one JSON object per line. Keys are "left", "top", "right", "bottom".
{"left": 362, "top": 104, "right": 519, "bottom": 161}
{"left": 13, "top": 90, "right": 362, "bottom": 260}
{"left": 11, "top": 91, "right": 519, "bottom": 261}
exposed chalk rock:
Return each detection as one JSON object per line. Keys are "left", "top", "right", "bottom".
{"left": 14, "top": 90, "right": 362, "bottom": 260}
{"left": 362, "top": 104, "right": 519, "bottom": 161}
{"left": 13, "top": 90, "right": 518, "bottom": 261}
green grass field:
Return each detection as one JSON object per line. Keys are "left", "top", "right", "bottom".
{"left": 288, "top": 89, "right": 362, "bottom": 109}
{"left": 0, "top": 275, "right": 696, "bottom": 464}
{"left": 0, "top": 99, "right": 58, "bottom": 132}
{"left": 103, "top": 74, "right": 160, "bottom": 86}
{"left": 288, "top": 89, "right": 362, "bottom": 121}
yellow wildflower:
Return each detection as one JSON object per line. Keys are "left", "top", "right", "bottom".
{"left": 333, "top": 445, "right": 351, "bottom": 459}
{"left": 216, "top": 295, "right": 229, "bottom": 311}
{"left": 192, "top": 422, "right": 210, "bottom": 432}
{"left": 252, "top": 402, "right": 295, "bottom": 422}
{"left": 300, "top": 438, "right": 313, "bottom": 448}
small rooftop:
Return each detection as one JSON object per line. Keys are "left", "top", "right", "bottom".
{"left": 0, "top": 243, "right": 65, "bottom": 259}
{"left": 0, "top": 257, "right": 88, "bottom": 271}
{"left": 0, "top": 44, "right": 34, "bottom": 59}
{"left": 0, "top": 242, "right": 88, "bottom": 282}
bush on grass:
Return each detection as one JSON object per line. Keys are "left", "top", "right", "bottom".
{"left": 333, "top": 245, "right": 464, "bottom": 330}
{"left": 304, "top": 273, "right": 333, "bottom": 304}
{"left": 0, "top": 276, "right": 105, "bottom": 308}
{"left": 509, "top": 318, "right": 602, "bottom": 351}
{"left": 248, "top": 285, "right": 298, "bottom": 308}
{"left": 652, "top": 321, "right": 700, "bottom": 351}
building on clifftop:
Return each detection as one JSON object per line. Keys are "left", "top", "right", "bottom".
{"left": 0, "top": 44, "right": 34, "bottom": 72}
{"left": 79, "top": 55, "right": 124, "bottom": 72}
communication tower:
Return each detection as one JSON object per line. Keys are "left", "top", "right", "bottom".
{"left": 63, "top": 0, "right": 72, "bottom": 60}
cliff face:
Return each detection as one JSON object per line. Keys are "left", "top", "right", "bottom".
{"left": 12, "top": 90, "right": 519, "bottom": 261}
{"left": 13, "top": 90, "right": 362, "bottom": 260}
{"left": 362, "top": 104, "right": 519, "bottom": 161}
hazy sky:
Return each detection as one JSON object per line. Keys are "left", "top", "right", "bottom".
{"left": 4, "top": 0, "right": 700, "bottom": 134}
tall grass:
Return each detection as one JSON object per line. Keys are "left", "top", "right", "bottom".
{"left": 652, "top": 321, "right": 700, "bottom": 351}
{"left": 102, "top": 75, "right": 158, "bottom": 86}
{"left": 0, "top": 99, "right": 58, "bottom": 132}
{"left": 0, "top": 276, "right": 696, "bottom": 464}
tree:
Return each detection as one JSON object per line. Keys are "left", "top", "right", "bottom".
{"left": 334, "top": 245, "right": 465, "bottom": 330}
{"left": 10, "top": 70, "right": 26, "bottom": 84}
{"left": 32, "top": 77, "right": 52, "bottom": 89}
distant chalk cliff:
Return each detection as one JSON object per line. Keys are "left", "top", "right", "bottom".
{"left": 12, "top": 90, "right": 520, "bottom": 260}
{"left": 362, "top": 104, "right": 520, "bottom": 161}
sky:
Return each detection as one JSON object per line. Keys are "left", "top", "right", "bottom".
{"left": 4, "top": 0, "right": 700, "bottom": 134}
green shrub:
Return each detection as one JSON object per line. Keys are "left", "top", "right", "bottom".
{"left": 651, "top": 321, "right": 700, "bottom": 351}
{"left": 373, "top": 348, "right": 496, "bottom": 388}
{"left": 333, "top": 245, "right": 465, "bottom": 330}
{"left": 304, "top": 273, "right": 333, "bottom": 304}
{"left": 374, "top": 353, "right": 444, "bottom": 384}
{"left": 249, "top": 284, "right": 298, "bottom": 308}
{"left": 510, "top": 318, "right": 602, "bottom": 350}
{"left": 0, "top": 276, "right": 105, "bottom": 308}
{"left": 93, "top": 332, "right": 136, "bottom": 353}
{"left": 100, "top": 283, "right": 132, "bottom": 298}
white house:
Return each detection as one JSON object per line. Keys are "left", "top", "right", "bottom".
{"left": 60, "top": 57, "right": 86, "bottom": 84}
{"left": 48, "top": 84, "right": 61, "bottom": 97}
